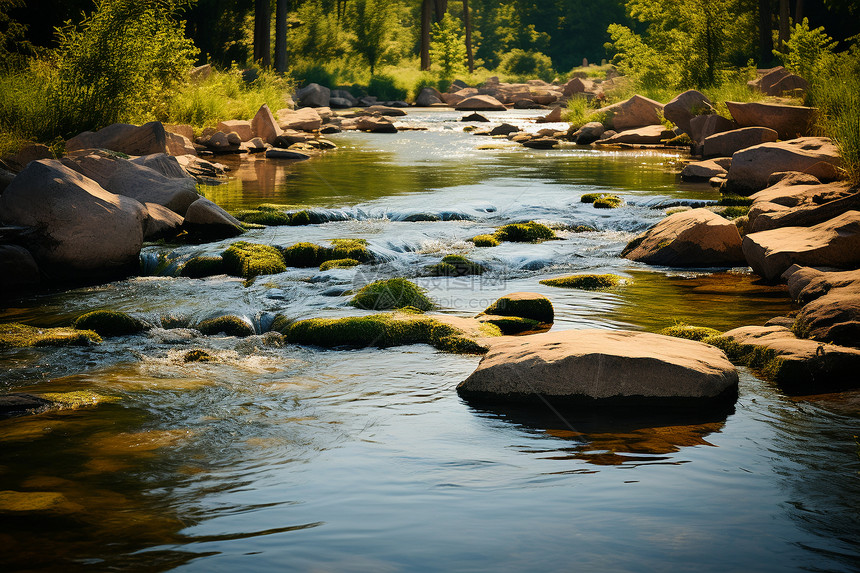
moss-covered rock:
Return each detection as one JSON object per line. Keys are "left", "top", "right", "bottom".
{"left": 221, "top": 241, "right": 286, "bottom": 278}
{"left": 350, "top": 278, "right": 434, "bottom": 311}
{"left": 717, "top": 194, "right": 753, "bottom": 207}
{"left": 494, "top": 221, "right": 556, "bottom": 242}
{"left": 282, "top": 242, "right": 325, "bottom": 267}
{"left": 478, "top": 315, "right": 542, "bottom": 334}
{"left": 319, "top": 258, "right": 360, "bottom": 271}
{"left": 470, "top": 234, "right": 500, "bottom": 247}
{"left": 290, "top": 210, "right": 312, "bottom": 226}
{"left": 232, "top": 206, "right": 314, "bottom": 227}
{"left": 0, "top": 323, "right": 101, "bottom": 348}
{"left": 330, "top": 239, "right": 370, "bottom": 261}
{"left": 580, "top": 192, "right": 606, "bottom": 203}
{"left": 282, "top": 239, "right": 371, "bottom": 268}
{"left": 72, "top": 310, "right": 145, "bottom": 337}
{"left": 659, "top": 323, "right": 723, "bottom": 341}
{"left": 481, "top": 292, "right": 554, "bottom": 324}
{"left": 540, "top": 273, "right": 624, "bottom": 290}
{"left": 180, "top": 256, "right": 225, "bottom": 278}
{"left": 196, "top": 315, "right": 255, "bottom": 337}
{"left": 426, "top": 254, "right": 486, "bottom": 276}
{"left": 38, "top": 391, "right": 120, "bottom": 408}
{"left": 593, "top": 195, "right": 623, "bottom": 209}
{"left": 183, "top": 349, "right": 214, "bottom": 362}
{"left": 269, "top": 314, "right": 293, "bottom": 334}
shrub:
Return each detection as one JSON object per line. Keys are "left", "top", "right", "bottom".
{"left": 430, "top": 13, "right": 467, "bottom": 78}
{"left": 775, "top": 18, "right": 838, "bottom": 81}
{"left": 350, "top": 278, "right": 434, "bottom": 311}
{"left": 426, "top": 255, "right": 485, "bottom": 276}
{"left": 221, "top": 241, "right": 287, "bottom": 279}
{"left": 540, "top": 274, "right": 624, "bottom": 290}
{"left": 72, "top": 310, "right": 145, "bottom": 337}
{"left": 498, "top": 49, "right": 555, "bottom": 82}
{"left": 367, "top": 74, "right": 407, "bottom": 101}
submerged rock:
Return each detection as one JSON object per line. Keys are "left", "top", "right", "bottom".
{"left": 73, "top": 310, "right": 145, "bottom": 337}
{"left": 481, "top": 292, "right": 553, "bottom": 324}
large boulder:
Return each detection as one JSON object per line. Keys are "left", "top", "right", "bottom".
{"left": 66, "top": 121, "right": 169, "bottom": 156}
{"left": 622, "top": 208, "right": 745, "bottom": 267}
{"left": 216, "top": 120, "right": 253, "bottom": 141}
{"left": 570, "top": 121, "right": 605, "bottom": 145}
{"left": 724, "top": 137, "right": 843, "bottom": 195}
{"left": 277, "top": 107, "right": 323, "bottom": 131}
{"left": 457, "top": 329, "right": 738, "bottom": 406}
{"left": 688, "top": 114, "right": 735, "bottom": 144}
{"left": 0, "top": 160, "right": 146, "bottom": 278}
{"left": 562, "top": 77, "right": 594, "bottom": 96}
{"left": 596, "top": 95, "right": 664, "bottom": 131}
{"left": 749, "top": 185, "right": 859, "bottom": 232}
{"left": 143, "top": 202, "right": 183, "bottom": 240}
{"left": 742, "top": 210, "right": 860, "bottom": 281}
{"left": 794, "top": 283, "right": 860, "bottom": 347}
{"left": 680, "top": 159, "right": 727, "bottom": 181}
{"left": 416, "top": 86, "right": 444, "bottom": 107}
{"left": 129, "top": 153, "right": 191, "bottom": 180}
{"left": 296, "top": 83, "right": 331, "bottom": 108}
{"left": 726, "top": 101, "right": 816, "bottom": 139}
{"left": 594, "top": 125, "right": 675, "bottom": 145}
{"left": 0, "top": 245, "right": 40, "bottom": 291}
{"left": 703, "top": 127, "right": 778, "bottom": 158}
{"left": 535, "top": 107, "right": 563, "bottom": 123}
{"left": 366, "top": 105, "right": 407, "bottom": 117}
{"left": 182, "top": 197, "right": 242, "bottom": 239}
{"left": 62, "top": 151, "right": 199, "bottom": 216}
{"left": 166, "top": 132, "right": 196, "bottom": 156}
{"left": 663, "top": 90, "right": 712, "bottom": 136}
{"left": 785, "top": 265, "right": 860, "bottom": 303}
{"left": 251, "top": 104, "right": 283, "bottom": 144}
{"left": 454, "top": 95, "right": 507, "bottom": 111}
{"left": 355, "top": 116, "right": 397, "bottom": 133}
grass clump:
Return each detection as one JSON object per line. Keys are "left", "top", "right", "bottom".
{"left": 0, "top": 322, "right": 102, "bottom": 348}
{"left": 717, "top": 195, "right": 753, "bottom": 207}
{"left": 196, "top": 315, "right": 255, "bottom": 337}
{"left": 493, "top": 221, "right": 556, "bottom": 243}
{"left": 540, "top": 274, "right": 624, "bottom": 290}
{"left": 720, "top": 205, "right": 750, "bottom": 219}
{"left": 482, "top": 293, "right": 554, "bottom": 324}
{"left": 350, "top": 278, "right": 434, "bottom": 311}
{"left": 72, "top": 310, "right": 145, "bottom": 337}
{"left": 221, "top": 241, "right": 286, "bottom": 279}
{"left": 180, "top": 256, "right": 225, "bottom": 278}
{"left": 593, "top": 195, "right": 623, "bottom": 209}
{"left": 470, "top": 234, "right": 500, "bottom": 247}
{"left": 426, "top": 254, "right": 486, "bottom": 276}
{"left": 659, "top": 322, "right": 723, "bottom": 341}
{"left": 319, "top": 258, "right": 361, "bottom": 271}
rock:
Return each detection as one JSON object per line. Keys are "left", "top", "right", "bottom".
{"left": 536, "top": 107, "right": 563, "bottom": 123}
{"left": 265, "top": 148, "right": 311, "bottom": 160}
{"left": 251, "top": 104, "right": 282, "bottom": 144}
{"left": 416, "top": 86, "right": 444, "bottom": 107}
{"left": 331, "top": 89, "right": 358, "bottom": 106}
{"left": 457, "top": 329, "right": 738, "bottom": 406}
{"left": 189, "top": 64, "right": 211, "bottom": 81}
{"left": 277, "top": 107, "right": 323, "bottom": 131}
{"left": 216, "top": 120, "right": 253, "bottom": 141}
{"left": 597, "top": 95, "right": 664, "bottom": 130}
{"left": 461, "top": 112, "right": 489, "bottom": 122}
{"left": 455, "top": 95, "right": 507, "bottom": 111}
{"left": 513, "top": 99, "right": 547, "bottom": 109}
{"left": 785, "top": 266, "right": 860, "bottom": 303}
{"left": 795, "top": 283, "right": 860, "bottom": 347}
{"left": 0, "top": 245, "right": 39, "bottom": 291}
{"left": 680, "top": 159, "right": 727, "bottom": 181}
{"left": 481, "top": 292, "right": 553, "bottom": 324}
{"left": 622, "top": 208, "right": 744, "bottom": 267}
{"left": 726, "top": 101, "right": 817, "bottom": 139}
{"left": 296, "top": 83, "right": 331, "bottom": 108}
{"left": 143, "top": 202, "right": 184, "bottom": 240}
{"left": 751, "top": 66, "right": 808, "bottom": 96}
{"left": 663, "top": 90, "right": 712, "bottom": 136}
{"left": 0, "top": 393, "right": 53, "bottom": 419}
{"left": 328, "top": 97, "right": 352, "bottom": 109}
{"left": 716, "top": 325, "right": 860, "bottom": 392}
{"left": 742, "top": 210, "right": 860, "bottom": 281}
{"left": 66, "top": 121, "right": 169, "bottom": 156}
{"left": 165, "top": 124, "right": 195, "bottom": 141}
{"left": 751, "top": 66, "right": 790, "bottom": 93}
{"left": 129, "top": 153, "right": 190, "bottom": 179}
{"left": 522, "top": 137, "right": 559, "bottom": 149}
{"left": 62, "top": 151, "right": 199, "bottom": 216}
{"left": 562, "top": 77, "right": 593, "bottom": 96}
{"left": 174, "top": 155, "right": 227, "bottom": 181}
{"left": 366, "top": 105, "right": 407, "bottom": 117}
{"left": 570, "top": 121, "right": 605, "bottom": 145}
{"left": 13, "top": 144, "right": 52, "bottom": 168}
{"left": 749, "top": 186, "right": 860, "bottom": 232}
{"left": 355, "top": 116, "right": 397, "bottom": 133}
{"left": 489, "top": 123, "right": 519, "bottom": 136}
{"left": 768, "top": 73, "right": 808, "bottom": 96}
{"left": 724, "top": 137, "right": 843, "bottom": 195}
{"left": 274, "top": 129, "right": 314, "bottom": 146}
{"left": 703, "top": 127, "right": 778, "bottom": 158}
{"left": 183, "top": 197, "right": 243, "bottom": 239}
{"left": 166, "top": 132, "right": 196, "bottom": 156}
{"left": 228, "top": 131, "right": 243, "bottom": 146}
{"left": 0, "top": 160, "right": 146, "bottom": 278}
{"left": 688, "top": 114, "right": 735, "bottom": 144}
{"left": 595, "top": 125, "right": 675, "bottom": 145}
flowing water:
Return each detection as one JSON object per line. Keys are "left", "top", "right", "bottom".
{"left": 1, "top": 110, "right": 858, "bottom": 572}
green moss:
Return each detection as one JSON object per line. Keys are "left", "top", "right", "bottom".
{"left": 0, "top": 323, "right": 102, "bottom": 348}
{"left": 350, "top": 278, "right": 434, "bottom": 311}
{"left": 593, "top": 195, "right": 623, "bottom": 209}
{"left": 221, "top": 241, "right": 287, "bottom": 278}
{"left": 540, "top": 274, "right": 624, "bottom": 290}
{"left": 426, "top": 254, "right": 486, "bottom": 276}
{"left": 330, "top": 239, "right": 370, "bottom": 261}
{"left": 479, "top": 315, "right": 541, "bottom": 334}
{"left": 580, "top": 193, "right": 606, "bottom": 203}
{"left": 482, "top": 294, "right": 554, "bottom": 324}
{"left": 717, "top": 195, "right": 753, "bottom": 206}
{"left": 234, "top": 209, "right": 293, "bottom": 226}
{"left": 432, "top": 334, "right": 488, "bottom": 354}
{"left": 569, "top": 224, "right": 598, "bottom": 232}
{"left": 658, "top": 323, "right": 723, "bottom": 341}
{"left": 180, "top": 256, "right": 225, "bottom": 278}
{"left": 160, "top": 314, "right": 190, "bottom": 329}
{"left": 196, "top": 315, "right": 255, "bottom": 337}
{"left": 720, "top": 205, "right": 750, "bottom": 219}
{"left": 701, "top": 334, "right": 784, "bottom": 381}
{"left": 282, "top": 239, "right": 371, "bottom": 268}
{"left": 183, "top": 349, "right": 214, "bottom": 362}
{"left": 38, "top": 391, "right": 120, "bottom": 408}
{"left": 320, "top": 258, "right": 361, "bottom": 271}
{"left": 72, "top": 311, "right": 145, "bottom": 337}
{"left": 494, "top": 221, "right": 556, "bottom": 242}
{"left": 282, "top": 242, "right": 326, "bottom": 267}
{"left": 470, "top": 234, "right": 500, "bottom": 247}
{"left": 290, "top": 210, "right": 312, "bottom": 226}
{"left": 269, "top": 314, "right": 293, "bottom": 334}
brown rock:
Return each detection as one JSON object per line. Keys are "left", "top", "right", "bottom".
{"left": 416, "top": 87, "right": 444, "bottom": 107}
{"left": 0, "top": 245, "right": 39, "bottom": 291}
{"left": 166, "top": 132, "right": 196, "bottom": 156}
{"left": 570, "top": 121, "right": 605, "bottom": 145}
{"left": 595, "top": 125, "right": 675, "bottom": 145}
{"left": 795, "top": 283, "right": 860, "bottom": 347}
{"left": 562, "top": 77, "right": 594, "bottom": 96}
{"left": 143, "top": 202, "right": 183, "bottom": 240}
{"left": 703, "top": 127, "right": 778, "bottom": 158}
{"left": 182, "top": 197, "right": 242, "bottom": 239}
{"left": 688, "top": 114, "right": 735, "bottom": 144}
{"left": 597, "top": 94, "right": 664, "bottom": 130}
{"left": 749, "top": 186, "right": 859, "bottom": 232}
{"left": 66, "top": 122, "right": 169, "bottom": 156}
{"left": 785, "top": 266, "right": 860, "bottom": 303}
{"left": 681, "top": 159, "right": 727, "bottom": 181}
{"left": 726, "top": 101, "right": 816, "bottom": 139}
{"left": 535, "top": 107, "right": 563, "bottom": 123}
{"left": 366, "top": 105, "right": 407, "bottom": 117}
{"left": 454, "top": 95, "right": 507, "bottom": 111}
{"left": 13, "top": 144, "right": 52, "bottom": 168}
{"left": 355, "top": 116, "right": 397, "bottom": 133}
{"left": 165, "top": 124, "right": 194, "bottom": 141}
{"left": 522, "top": 137, "right": 558, "bottom": 149}
{"left": 251, "top": 104, "right": 283, "bottom": 144}
{"left": 663, "top": 90, "right": 712, "bottom": 136}
{"left": 489, "top": 123, "right": 519, "bottom": 136}
{"left": 277, "top": 107, "right": 323, "bottom": 132}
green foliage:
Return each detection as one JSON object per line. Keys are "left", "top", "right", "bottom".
{"left": 221, "top": 241, "right": 287, "bottom": 279}
{"left": 717, "top": 194, "right": 753, "bottom": 206}
{"left": 367, "top": 74, "right": 408, "bottom": 101}
{"left": 659, "top": 322, "right": 722, "bottom": 341}
{"left": 540, "top": 274, "right": 624, "bottom": 290}
{"left": 426, "top": 255, "right": 486, "bottom": 276}
{"left": 565, "top": 97, "right": 607, "bottom": 129}
{"left": 350, "top": 278, "right": 434, "bottom": 311}
{"left": 196, "top": 315, "right": 255, "bottom": 337}
{"left": 180, "top": 256, "right": 225, "bottom": 278}
{"left": 283, "top": 239, "right": 371, "bottom": 267}
{"left": 349, "top": 0, "right": 393, "bottom": 75}
{"left": 430, "top": 12, "right": 467, "bottom": 78}
{"left": 470, "top": 234, "right": 500, "bottom": 247}
{"left": 72, "top": 310, "right": 145, "bottom": 337}
{"left": 0, "top": 0, "right": 31, "bottom": 71}
{"left": 319, "top": 258, "right": 361, "bottom": 271}
{"left": 0, "top": 322, "right": 102, "bottom": 348}
{"left": 720, "top": 205, "right": 750, "bottom": 219}
{"left": 775, "top": 18, "right": 838, "bottom": 80}
{"left": 498, "top": 49, "right": 555, "bottom": 82}
{"left": 482, "top": 295, "right": 554, "bottom": 324}
{"left": 493, "top": 221, "right": 556, "bottom": 242}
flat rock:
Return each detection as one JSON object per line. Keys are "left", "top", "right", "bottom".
{"left": 703, "top": 127, "right": 778, "bottom": 158}
{"left": 622, "top": 208, "right": 745, "bottom": 267}
{"left": 265, "top": 148, "right": 311, "bottom": 160}
{"left": 366, "top": 105, "right": 407, "bottom": 117}
{"left": 216, "top": 120, "right": 253, "bottom": 141}
{"left": 597, "top": 94, "right": 664, "bottom": 131}
{"left": 750, "top": 186, "right": 859, "bottom": 232}
{"left": 277, "top": 107, "right": 323, "bottom": 131}
{"left": 457, "top": 329, "right": 738, "bottom": 406}
{"left": 663, "top": 90, "right": 712, "bottom": 136}
{"left": 522, "top": 137, "right": 559, "bottom": 149}
{"left": 455, "top": 95, "right": 507, "bottom": 111}
{"left": 785, "top": 265, "right": 860, "bottom": 303}
{"left": 0, "top": 393, "right": 53, "bottom": 419}
{"left": 681, "top": 159, "right": 727, "bottom": 181}
{"left": 595, "top": 125, "right": 675, "bottom": 145}
{"left": 688, "top": 114, "right": 735, "bottom": 144}
{"left": 795, "top": 283, "right": 860, "bottom": 347}
{"left": 726, "top": 101, "right": 817, "bottom": 139}
{"left": 724, "top": 137, "right": 843, "bottom": 195}
{"left": 66, "top": 121, "right": 168, "bottom": 156}
{"left": 742, "top": 210, "right": 860, "bottom": 281}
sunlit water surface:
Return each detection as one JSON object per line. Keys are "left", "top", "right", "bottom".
{"left": 1, "top": 110, "right": 858, "bottom": 572}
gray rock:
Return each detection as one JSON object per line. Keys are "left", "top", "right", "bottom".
{"left": 0, "top": 245, "right": 39, "bottom": 291}
{"left": 66, "top": 121, "right": 169, "bottom": 156}
{"left": 182, "top": 197, "right": 242, "bottom": 239}
{"left": 296, "top": 83, "right": 331, "bottom": 108}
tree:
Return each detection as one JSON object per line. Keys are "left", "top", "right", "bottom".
{"left": 254, "top": 0, "right": 271, "bottom": 67}
{"left": 462, "top": 0, "right": 473, "bottom": 72}
{"left": 420, "top": 0, "right": 448, "bottom": 70}
{"left": 429, "top": 11, "right": 466, "bottom": 77}
{"left": 350, "top": 0, "right": 392, "bottom": 74}
{"left": 275, "top": 0, "right": 288, "bottom": 72}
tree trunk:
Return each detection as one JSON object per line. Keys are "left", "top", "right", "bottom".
{"left": 778, "top": 0, "right": 790, "bottom": 51}
{"left": 462, "top": 0, "right": 473, "bottom": 73}
{"left": 254, "top": 0, "right": 271, "bottom": 68}
{"left": 759, "top": 0, "right": 773, "bottom": 66}
{"left": 795, "top": 0, "right": 803, "bottom": 23}
{"left": 275, "top": 0, "right": 288, "bottom": 73}
{"left": 420, "top": 0, "right": 432, "bottom": 70}
{"left": 434, "top": 0, "right": 448, "bottom": 20}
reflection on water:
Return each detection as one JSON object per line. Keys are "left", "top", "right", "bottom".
{"left": 1, "top": 110, "right": 858, "bottom": 571}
